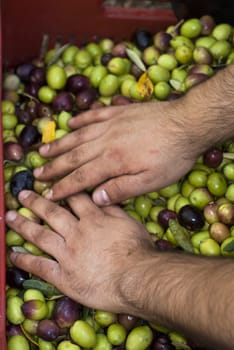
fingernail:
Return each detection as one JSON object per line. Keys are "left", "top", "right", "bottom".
{"left": 18, "top": 190, "right": 31, "bottom": 200}
{"left": 44, "top": 189, "right": 53, "bottom": 200}
{"left": 10, "top": 252, "right": 18, "bottom": 263}
{"left": 40, "top": 143, "right": 50, "bottom": 154}
{"left": 5, "top": 210, "right": 17, "bottom": 222}
{"left": 93, "top": 189, "right": 110, "bottom": 206}
{"left": 34, "top": 166, "right": 44, "bottom": 177}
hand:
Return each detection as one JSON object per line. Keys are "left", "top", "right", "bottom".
{"left": 34, "top": 101, "right": 197, "bottom": 205}
{"left": 6, "top": 190, "right": 154, "bottom": 312}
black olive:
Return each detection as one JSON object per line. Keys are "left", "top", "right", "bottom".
{"left": 10, "top": 170, "right": 34, "bottom": 197}
{"left": 178, "top": 204, "right": 205, "bottom": 232}
{"left": 6, "top": 267, "right": 30, "bottom": 288}
{"left": 132, "top": 30, "right": 153, "bottom": 50}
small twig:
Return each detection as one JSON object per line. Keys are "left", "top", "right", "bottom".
{"left": 223, "top": 152, "right": 234, "bottom": 160}
{"left": 39, "top": 33, "right": 50, "bottom": 61}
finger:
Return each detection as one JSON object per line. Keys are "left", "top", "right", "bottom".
{"left": 16, "top": 190, "right": 79, "bottom": 238}
{"left": 69, "top": 105, "right": 124, "bottom": 129}
{"left": 37, "top": 122, "right": 103, "bottom": 160}
{"left": 34, "top": 140, "right": 101, "bottom": 181}
{"left": 5, "top": 210, "right": 64, "bottom": 256}
{"left": 92, "top": 172, "right": 153, "bottom": 206}
{"left": 10, "top": 252, "right": 62, "bottom": 290}
{"left": 43, "top": 155, "right": 123, "bottom": 201}
{"left": 66, "top": 192, "right": 101, "bottom": 218}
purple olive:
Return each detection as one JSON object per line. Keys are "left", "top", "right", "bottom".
{"left": 16, "top": 109, "right": 33, "bottom": 125}
{"left": 37, "top": 103, "right": 53, "bottom": 118}
{"left": 18, "top": 125, "right": 40, "bottom": 148}
{"left": 53, "top": 296, "right": 81, "bottom": 328}
{"left": 111, "top": 42, "right": 127, "bottom": 58}
{"left": 151, "top": 334, "right": 174, "bottom": 350}
{"left": 158, "top": 209, "right": 177, "bottom": 229}
{"left": 37, "top": 319, "right": 60, "bottom": 341}
{"left": 52, "top": 91, "right": 74, "bottom": 113}
{"left": 25, "top": 100, "right": 39, "bottom": 119}
{"left": 16, "top": 62, "right": 35, "bottom": 82}
{"left": 76, "top": 87, "right": 98, "bottom": 110}
{"left": 101, "top": 53, "right": 114, "bottom": 66}
{"left": 25, "top": 82, "right": 41, "bottom": 98}
{"left": 203, "top": 148, "right": 223, "bottom": 168}
{"left": 66, "top": 73, "right": 91, "bottom": 94}
{"left": 118, "top": 314, "right": 139, "bottom": 331}
{"left": 155, "top": 239, "right": 174, "bottom": 251}
{"left": 184, "top": 73, "right": 209, "bottom": 90}
{"left": 30, "top": 67, "right": 46, "bottom": 85}
{"left": 153, "top": 31, "right": 172, "bottom": 52}
{"left": 4, "top": 142, "right": 24, "bottom": 162}
{"left": 200, "top": 15, "right": 216, "bottom": 35}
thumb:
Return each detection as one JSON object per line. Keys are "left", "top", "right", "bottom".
{"left": 92, "top": 175, "right": 147, "bottom": 206}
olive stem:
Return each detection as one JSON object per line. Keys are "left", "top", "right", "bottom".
{"left": 18, "top": 92, "right": 40, "bottom": 104}
{"left": 39, "top": 33, "right": 50, "bottom": 61}
{"left": 223, "top": 152, "right": 234, "bottom": 160}
{"left": 20, "top": 324, "right": 38, "bottom": 346}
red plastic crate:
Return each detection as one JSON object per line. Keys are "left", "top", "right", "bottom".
{"left": 1, "top": 1, "right": 178, "bottom": 348}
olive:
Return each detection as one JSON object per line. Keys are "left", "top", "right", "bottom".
{"left": 7, "top": 334, "right": 30, "bottom": 350}
{"left": 178, "top": 204, "right": 205, "bottom": 232}
{"left": 10, "top": 169, "right": 34, "bottom": 197}
{"left": 21, "top": 299, "right": 49, "bottom": 321}
{"left": 7, "top": 267, "right": 30, "bottom": 288}
{"left": 37, "top": 319, "right": 60, "bottom": 341}
{"left": 132, "top": 30, "right": 153, "bottom": 50}
{"left": 158, "top": 209, "right": 177, "bottom": 229}
{"left": 107, "top": 323, "right": 127, "bottom": 346}
{"left": 18, "top": 124, "right": 40, "bottom": 148}
{"left": 53, "top": 295, "right": 80, "bottom": 328}
{"left": 125, "top": 325, "right": 153, "bottom": 350}
{"left": 70, "top": 320, "right": 97, "bottom": 348}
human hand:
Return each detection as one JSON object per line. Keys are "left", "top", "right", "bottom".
{"left": 6, "top": 190, "right": 154, "bottom": 313}
{"left": 34, "top": 101, "right": 197, "bottom": 205}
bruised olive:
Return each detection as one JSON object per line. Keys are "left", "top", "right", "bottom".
{"left": 10, "top": 169, "right": 34, "bottom": 197}
{"left": 178, "top": 204, "right": 205, "bottom": 232}
{"left": 18, "top": 125, "right": 40, "bottom": 148}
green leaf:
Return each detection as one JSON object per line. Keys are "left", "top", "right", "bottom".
{"left": 126, "top": 48, "right": 146, "bottom": 72}
{"left": 223, "top": 240, "right": 234, "bottom": 252}
{"left": 23, "top": 279, "right": 62, "bottom": 298}
{"left": 47, "top": 42, "right": 71, "bottom": 66}
{"left": 169, "top": 220, "right": 194, "bottom": 253}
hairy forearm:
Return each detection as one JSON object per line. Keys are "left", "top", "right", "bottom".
{"left": 120, "top": 251, "right": 234, "bottom": 349}
{"left": 173, "top": 64, "right": 234, "bottom": 157}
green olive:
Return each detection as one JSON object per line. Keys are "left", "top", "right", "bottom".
{"left": 25, "top": 151, "right": 47, "bottom": 168}
{"left": 199, "top": 238, "right": 221, "bottom": 256}
{"left": 99, "top": 74, "right": 119, "bottom": 97}
{"left": 6, "top": 296, "right": 25, "bottom": 324}
{"left": 2, "top": 113, "right": 18, "bottom": 130}
{"left": 94, "top": 310, "right": 117, "bottom": 327}
{"left": 125, "top": 209, "right": 142, "bottom": 223}
{"left": 189, "top": 188, "right": 213, "bottom": 210}
{"left": 158, "top": 53, "right": 178, "bottom": 71}
{"left": 210, "top": 40, "right": 231, "bottom": 60}
{"left": 57, "top": 340, "right": 81, "bottom": 350}
{"left": 188, "top": 170, "right": 208, "bottom": 188}
{"left": 6, "top": 229, "right": 25, "bottom": 246}
{"left": 149, "top": 205, "right": 166, "bottom": 222}
{"left": 74, "top": 49, "right": 92, "bottom": 70}
{"left": 167, "top": 193, "right": 181, "bottom": 211}
{"left": 58, "top": 111, "right": 72, "bottom": 132}
{"left": 207, "top": 172, "right": 227, "bottom": 197}
{"left": 147, "top": 65, "right": 170, "bottom": 83}
{"left": 191, "top": 230, "right": 210, "bottom": 249}
{"left": 38, "top": 86, "right": 56, "bottom": 104}
{"left": 180, "top": 18, "right": 202, "bottom": 38}
{"left": 46, "top": 64, "right": 67, "bottom": 90}
{"left": 134, "top": 195, "right": 153, "bottom": 219}
{"left": 154, "top": 81, "right": 171, "bottom": 100}
{"left": 225, "top": 184, "right": 234, "bottom": 202}
{"left": 180, "top": 179, "right": 195, "bottom": 198}
{"left": 107, "top": 323, "right": 127, "bottom": 345}
{"left": 223, "top": 163, "right": 234, "bottom": 181}
{"left": 125, "top": 325, "right": 153, "bottom": 350}
{"left": 86, "top": 42, "right": 103, "bottom": 58}
{"left": 212, "top": 23, "right": 232, "bottom": 41}
{"left": 175, "top": 45, "right": 193, "bottom": 64}
{"left": 93, "top": 333, "right": 112, "bottom": 350}
{"left": 23, "top": 289, "right": 45, "bottom": 302}
{"left": 221, "top": 237, "right": 234, "bottom": 256}
{"left": 90, "top": 66, "right": 108, "bottom": 88}
{"left": 174, "top": 196, "right": 190, "bottom": 213}
{"left": 62, "top": 45, "right": 79, "bottom": 65}
{"left": 146, "top": 221, "right": 164, "bottom": 237}
{"left": 70, "top": 320, "right": 97, "bottom": 348}
{"left": 195, "top": 36, "right": 216, "bottom": 49}
{"left": 7, "top": 335, "right": 30, "bottom": 350}
{"left": 159, "top": 183, "right": 180, "bottom": 198}
{"left": 170, "top": 36, "right": 194, "bottom": 50}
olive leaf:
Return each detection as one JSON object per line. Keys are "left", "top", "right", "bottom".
{"left": 23, "top": 279, "right": 62, "bottom": 298}
{"left": 126, "top": 48, "right": 146, "bottom": 72}
{"left": 169, "top": 79, "right": 184, "bottom": 92}
{"left": 222, "top": 240, "right": 234, "bottom": 252}
{"left": 169, "top": 219, "right": 194, "bottom": 253}
{"left": 47, "top": 42, "right": 71, "bottom": 66}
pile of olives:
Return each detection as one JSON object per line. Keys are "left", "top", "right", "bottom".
{"left": 3, "top": 14, "right": 234, "bottom": 350}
